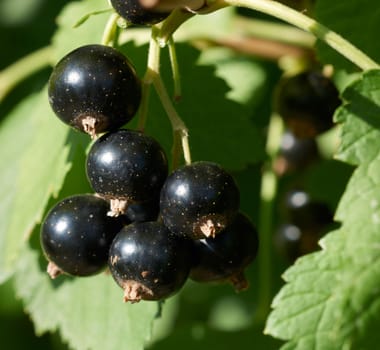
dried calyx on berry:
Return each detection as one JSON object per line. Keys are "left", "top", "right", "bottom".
{"left": 190, "top": 213, "right": 259, "bottom": 291}
{"left": 159, "top": 161, "right": 240, "bottom": 240}
{"left": 108, "top": 221, "right": 193, "bottom": 302}
{"left": 86, "top": 129, "right": 168, "bottom": 217}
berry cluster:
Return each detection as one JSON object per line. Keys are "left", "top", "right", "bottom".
{"left": 275, "top": 189, "right": 333, "bottom": 262}
{"left": 273, "top": 69, "right": 338, "bottom": 261}
{"left": 41, "top": 42, "right": 259, "bottom": 302}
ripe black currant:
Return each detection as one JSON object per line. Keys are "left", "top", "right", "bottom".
{"left": 284, "top": 189, "right": 333, "bottom": 230}
{"left": 159, "top": 161, "right": 240, "bottom": 240}
{"left": 110, "top": 0, "right": 170, "bottom": 26}
{"left": 86, "top": 129, "right": 168, "bottom": 216}
{"left": 108, "top": 221, "right": 193, "bottom": 302}
{"left": 274, "top": 223, "right": 321, "bottom": 263}
{"left": 190, "top": 213, "right": 259, "bottom": 291}
{"left": 274, "top": 130, "right": 320, "bottom": 175}
{"left": 40, "top": 194, "right": 124, "bottom": 278}
{"left": 48, "top": 44, "right": 141, "bottom": 137}
{"left": 275, "top": 70, "right": 340, "bottom": 138}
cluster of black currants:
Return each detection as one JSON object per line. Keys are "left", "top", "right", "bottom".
{"left": 274, "top": 189, "right": 333, "bottom": 262}
{"left": 41, "top": 41, "right": 258, "bottom": 302}
{"left": 272, "top": 69, "right": 339, "bottom": 261}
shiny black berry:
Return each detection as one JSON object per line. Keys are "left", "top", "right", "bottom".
{"left": 190, "top": 213, "right": 259, "bottom": 291}
{"left": 48, "top": 44, "right": 141, "bottom": 137}
{"left": 160, "top": 161, "right": 240, "bottom": 240}
{"left": 284, "top": 189, "right": 333, "bottom": 230}
{"left": 40, "top": 194, "right": 124, "bottom": 278}
{"left": 108, "top": 222, "right": 192, "bottom": 302}
{"left": 86, "top": 129, "right": 168, "bottom": 216}
{"left": 274, "top": 130, "right": 320, "bottom": 175}
{"left": 275, "top": 70, "right": 340, "bottom": 138}
{"left": 110, "top": 0, "right": 170, "bottom": 26}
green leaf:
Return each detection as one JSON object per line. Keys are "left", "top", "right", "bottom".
{"left": 335, "top": 70, "right": 380, "bottom": 165}
{"left": 14, "top": 245, "right": 158, "bottom": 350}
{"left": 122, "top": 42, "right": 267, "bottom": 170}
{"left": 0, "top": 90, "right": 71, "bottom": 282}
{"left": 51, "top": 0, "right": 110, "bottom": 63}
{"left": 265, "top": 70, "right": 380, "bottom": 349}
{"left": 315, "top": 0, "right": 380, "bottom": 71}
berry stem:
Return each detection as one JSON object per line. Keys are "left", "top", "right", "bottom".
{"left": 157, "top": 9, "right": 195, "bottom": 45}
{"left": 0, "top": 46, "right": 53, "bottom": 102}
{"left": 137, "top": 81, "right": 151, "bottom": 131}
{"left": 254, "top": 113, "right": 284, "bottom": 325}
{"left": 101, "top": 13, "right": 120, "bottom": 46}
{"left": 138, "top": 31, "right": 162, "bottom": 130}
{"left": 221, "top": 0, "right": 379, "bottom": 70}
{"left": 167, "top": 37, "right": 182, "bottom": 101}
{"left": 153, "top": 76, "right": 192, "bottom": 165}
{"left": 143, "top": 29, "right": 192, "bottom": 165}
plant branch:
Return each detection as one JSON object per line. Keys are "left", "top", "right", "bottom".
{"left": 221, "top": 0, "right": 379, "bottom": 70}
{"left": 233, "top": 16, "right": 315, "bottom": 48}
{"left": 0, "top": 46, "right": 54, "bottom": 102}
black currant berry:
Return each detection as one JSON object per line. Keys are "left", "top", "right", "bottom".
{"left": 86, "top": 129, "right": 168, "bottom": 216}
{"left": 160, "top": 161, "right": 240, "bottom": 240}
{"left": 40, "top": 194, "right": 124, "bottom": 278}
{"left": 274, "top": 130, "right": 320, "bottom": 175}
{"left": 108, "top": 221, "right": 193, "bottom": 302}
{"left": 190, "top": 213, "right": 259, "bottom": 291}
{"left": 284, "top": 189, "right": 333, "bottom": 230}
{"left": 110, "top": 0, "right": 170, "bottom": 26}
{"left": 48, "top": 44, "right": 141, "bottom": 137}
{"left": 275, "top": 70, "right": 340, "bottom": 138}
{"left": 274, "top": 223, "right": 321, "bottom": 263}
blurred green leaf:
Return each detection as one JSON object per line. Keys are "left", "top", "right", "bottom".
{"left": 0, "top": 90, "right": 71, "bottom": 282}
{"left": 149, "top": 323, "right": 281, "bottom": 350}
{"left": 51, "top": 0, "right": 110, "bottom": 62}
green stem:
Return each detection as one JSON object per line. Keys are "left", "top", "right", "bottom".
{"left": 142, "top": 31, "right": 192, "bottom": 165}
{"left": 254, "top": 113, "right": 284, "bottom": 324}
{"left": 158, "top": 9, "right": 195, "bottom": 45}
{"left": 222, "top": 0, "right": 379, "bottom": 70}
{"left": 153, "top": 75, "right": 191, "bottom": 165}
{"left": 0, "top": 46, "right": 54, "bottom": 102}
{"left": 101, "top": 13, "right": 120, "bottom": 46}
{"left": 137, "top": 81, "right": 151, "bottom": 131}
{"left": 167, "top": 37, "right": 182, "bottom": 101}
{"left": 234, "top": 17, "right": 315, "bottom": 48}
